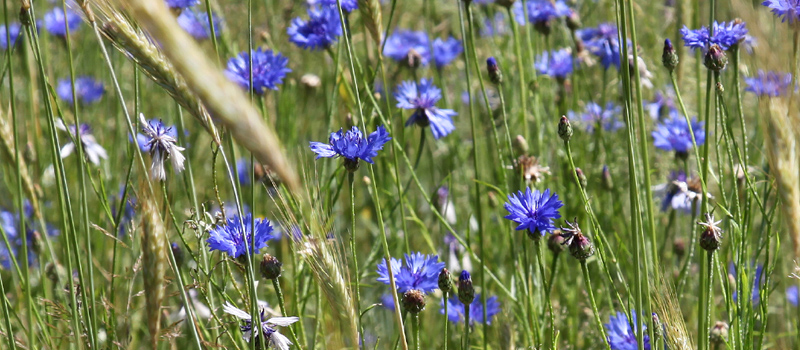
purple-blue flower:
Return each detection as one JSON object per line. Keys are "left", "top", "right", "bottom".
{"left": 440, "top": 294, "right": 501, "bottom": 325}
{"left": 309, "top": 0, "right": 359, "bottom": 12}
{"left": 652, "top": 116, "right": 705, "bottom": 154}
{"left": 395, "top": 79, "right": 457, "bottom": 139}
{"left": 481, "top": 12, "right": 509, "bottom": 37}
{"left": 788, "top": 285, "right": 798, "bottom": 306}
{"left": 680, "top": 21, "right": 748, "bottom": 51}
{"left": 655, "top": 170, "right": 704, "bottom": 213}
{"left": 383, "top": 30, "right": 430, "bottom": 66}
{"left": 225, "top": 48, "right": 290, "bottom": 94}
{"left": 644, "top": 88, "right": 679, "bottom": 121}
{"left": 0, "top": 203, "right": 59, "bottom": 269}
{"left": 745, "top": 70, "right": 793, "bottom": 97}
{"left": 288, "top": 6, "right": 342, "bottom": 50}
{"left": 729, "top": 262, "right": 764, "bottom": 305}
{"left": 511, "top": 0, "right": 572, "bottom": 28}
{"left": 503, "top": 188, "right": 563, "bottom": 235}
{"left": 207, "top": 214, "right": 275, "bottom": 258}
{"left": 578, "top": 23, "right": 622, "bottom": 69}
{"left": 432, "top": 37, "right": 463, "bottom": 69}
{"left": 380, "top": 293, "right": 397, "bottom": 311}
{"left": 136, "top": 115, "right": 186, "bottom": 180}
{"left": 56, "top": 77, "right": 105, "bottom": 105}
{"left": 535, "top": 49, "right": 574, "bottom": 79}
{"left": 177, "top": 8, "right": 222, "bottom": 40}
{"left": 165, "top": 0, "right": 200, "bottom": 10}
{"left": 605, "top": 311, "right": 650, "bottom": 350}
{"left": 762, "top": 0, "right": 800, "bottom": 23}
{"left": 309, "top": 125, "right": 391, "bottom": 165}
{"left": 0, "top": 23, "right": 21, "bottom": 50}
{"left": 569, "top": 102, "right": 624, "bottom": 133}
{"left": 42, "top": 7, "right": 82, "bottom": 37}
{"left": 376, "top": 252, "right": 445, "bottom": 294}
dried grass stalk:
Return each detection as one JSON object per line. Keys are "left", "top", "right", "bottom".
{"left": 0, "top": 106, "right": 42, "bottom": 220}
{"left": 139, "top": 184, "right": 168, "bottom": 349}
{"left": 764, "top": 101, "right": 800, "bottom": 258}
{"left": 357, "top": 0, "right": 383, "bottom": 47}
{"left": 651, "top": 277, "right": 694, "bottom": 350}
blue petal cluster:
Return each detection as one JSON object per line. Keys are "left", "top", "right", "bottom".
{"left": 440, "top": 294, "right": 501, "bottom": 325}
{"left": 384, "top": 30, "right": 430, "bottom": 65}
{"left": 605, "top": 311, "right": 650, "bottom": 350}
{"left": 0, "top": 23, "right": 21, "bottom": 50}
{"left": 680, "top": 20, "right": 748, "bottom": 51}
{"left": 395, "top": 79, "right": 457, "bottom": 139}
{"left": 503, "top": 188, "right": 563, "bottom": 235}
{"left": 376, "top": 252, "right": 445, "bottom": 294}
{"left": 0, "top": 203, "right": 59, "bottom": 269}
{"left": 225, "top": 48, "right": 291, "bottom": 94}
{"left": 762, "top": 0, "right": 800, "bottom": 23}
{"left": 310, "top": 0, "right": 359, "bottom": 12}
{"left": 433, "top": 37, "right": 463, "bottom": 69}
{"left": 657, "top": 170, "right": 702, "bottom": 213}
{"left": 56, "top": 77, "right": 105, "bottom": 105}
{"left": 165, "top": 0, "right": 200, "bottom": 9}
{"left": 745, "top": 70, "right": 793, "bottom": 97}
{"left": 511, "top": 0, "right": 572, "bottom": 26}
{"left": 42, "top": 7, "right": 82, "bottom": 37}
{"left": 177, "top": 8, "right": 222, "bottom": 40}
{"left": 578, "top": 23, "right": 622, "bottom": 69}
{"left": 535, "top": 49, "right": 574, "bottom": 79}
{"left": 651, "top": 116, "right": 705, "bottom": 154}
{"left": 729, "top": 262, "right": 765, "bottom": 305}
{"left": 309, "top": 125, "right": 391, "bottom": 164}
{"left": 788, "top": 285, "right": 798, "bottom": 307}
{"left": 288, "top": 6, "right": 342, "bottom": 50}
{"left": 207, "top": 214, "right": 275, "bottom": 258}
{"left": 569, "top": 102, "right": 624, "bottom": 133}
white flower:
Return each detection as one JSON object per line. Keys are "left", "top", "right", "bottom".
{"left": 55, "top": 119, "right": 108, "bottom": 165}
{"left": 136, "top": 113, "right": 185, "bottom": 180}
{"left": 222, "top": 302, "right": 299, "bottom": 350}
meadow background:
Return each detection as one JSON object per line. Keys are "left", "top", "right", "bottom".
{"left": 0, "top": 0, "right": 799, "bottom": 349}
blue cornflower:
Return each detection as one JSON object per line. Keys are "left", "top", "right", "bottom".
{"left": 383, "top": 30, "right": 430, "bottom": 67}
{"left": 165, "top": 0, "right": 200, "bottom": 10}
{"left": 0, "top": 23, "right": 21, "bottom": 50}
{"left": 0, "top": 203, "right": 59, "bottom": 269}
{"left": 440, "top": 294, "right": 501, "bottom": 325}
{"left": 503, "top": 188, "right": 563, "bottom": 236}
{"left": 655, "top": 170, "right": 704, "bottom": 213}
{"left": 235, "top": 158, "right": 252, "bottom": 186}
{"left": 569, "top": 102, "right": 624, "bottom": 133}
{"left": 380, "top": 293, "right": 397, "bottom": 311}
{"left": 55, "top": 120, "right": 108, "bottom": 165}
{"left": 481, "top": 12, "right": 509, "bottom": 37}
{"left": 309, "top": 125, "right": 391, "bottom": 170}
{"left": 680, "top": 21, "right": 748, "bottom": 51}
{"left": 644, "top": 88, "right": 679, "bottom": 121}
{"left": 177, "top": 8, "right": 222, "bottom": 40}
{"left": 225, "top": 48, "right": 291, "bottom": 94}
{"left": 788, "top": 285, "right": 798, "bottom": 306}
{"left": 42, "top": 7, "right": 82, "bottom": 37}
{"left": 0, "top": 211, "right": 18, "bottom": 269}
{"left": 309, "top": 0, "right": 359, "bottom": 12}
{"left": 745, "top": 70, "right": 793, "bottom": 97}
{"left": 376, "top": 252, "right": 445, "bottom": 294}
{"left": 288, "top": 6, "right": 342, "bottom": 50}
{"left": 207, "top": 214, "right": 275, "bottom": 258}
{"left": 535, "top": 49, "right": 574, "bottom": 79}
{"left": 578, "top": 23, "right": 622, "bottom": 69}
{"left": 605, "top": 311, "right": 650, "bottom": 350}
{"left": 222, "top": 302, "right": 299, "bottom": 348}
{"left": 729, "top": 262, "right": 765, "bottom": 305}
{"left": 763, "top": 0, "right": 800, "bottom": 23}
{"left": 395, "top": 79, "right": 457, "bottom": 139}
{"left": 652, "top": 115, "right": 705, "bottom": 155}
{"left": 56, "top": 76, "right": 105, "bottom": 105}
{"left": 136, "top": 114, "right": 186, "bottom": 180}
{"left": 432, "top": 37, "right": 463, "bottom": 69}
{"left": 512, "top": 0, "right": 572, "bottom": 32}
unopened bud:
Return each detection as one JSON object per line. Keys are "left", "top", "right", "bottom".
{"left": 260, "top": 254, "right": 283, "bottom": 280}
{"left": 575, "top": 167, "right": 587, "bottom": 189}
{"left": 699, "top": 213, "right": 723, "bottom": 252}
{"left": 662, "top": 38, "right": 678, "bottom": 71}
{"left": 601, "top": 165, "right": 614, "bottom": 191}
{"left": 710, "top": 321, "right": 729, "bottom": 346}
{"left": 438, "top": 268, "right": 453, "bottom": 293}
{"left": 513, "top": 135, "right": 529, "bottom": 155}
{"left": 171, "top": 242, "right": 184, "bottom": 268}
{"left": 558, "top": 116, "right": 573, "bottom": 142}
{"left": 343, "top": 158, "right": 360, "bottom": 173}
{"left": 703, "top": 44, "right": 727, "bottom": 72}
{"left": 458, "top": 270, "right": 475, "bottom": 305}
{"left": 547, "top": 231, "right": 566, "bottom": 255}
{"left": 487, "top": 57, "right": 503, "bottom": 85}
{"left": 566, "top": 12, "right": 581, "bottom": 31}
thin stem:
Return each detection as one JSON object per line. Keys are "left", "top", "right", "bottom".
{"left": 272, "top": 278, "right": 302, "bottom": 347}
{"left": 443, "top": 291, "right": 449, "bottom": 350}
{"left": 348, "top": 171, "right": 364, "bottom": 348}
{"left": 507, "top": 5, "right": 529, "bottom": 141}
{"left": 582, "top": 261, "right": 611, "bottom": 350}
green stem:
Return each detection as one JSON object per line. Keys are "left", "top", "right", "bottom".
{"left": 582, "top": 261, "right": 610, "bottom": 350}
{"left": 272, "top": 278, "right": 302, "bottom": 348}
{"left": 508, "top": 5, "right": 529, "bottom": 141}
{"left": 443, "top": 291, "right": 449, "bottom": 350}
{"left": 348, "top": 171, "right": 364, "bottom": 348}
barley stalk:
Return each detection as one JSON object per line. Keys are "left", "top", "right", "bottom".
{"left": 763, "top": 101, "right": 800, "bottom": 259}
{"left": 0, "top": 107, "right": 43, "bottom": 222}
{"left": 357, "top": 0, "right": 383, "bottom": 47}
{"left": 139, "top": 184, "right": 168, "bottom": 349}
{"left": 651, "top": 278, "right": 694, "bottom": 350}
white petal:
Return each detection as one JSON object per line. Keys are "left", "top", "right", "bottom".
{"left": 60, "top": 143, "right": 75, "bottom": 158}
{"left": 150, "top": 151, "right": 166, "bottom": 180}
{"left": 169, "top": 146, "right": 185, "bottom": 173}
{"left": 266, "top": 316, "right": 299, "bottom": 327}
{"left": 222, "top": 302, "right": 251, "bottom": 320}
{"left": 269, "top": 332, "right": 293, "bottom": 350}
{"left": 54, "top": 118, "right": 67, "bottom": 131}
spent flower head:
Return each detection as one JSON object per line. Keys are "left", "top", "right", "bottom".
{"left": 55, "top": 120, "right": 108, "bottom": 165}
{"left": 136, "top": 114, "right": 186, "bottom": 180}
{"left": 395, "top": 79, "right": 457, "bottom": 139}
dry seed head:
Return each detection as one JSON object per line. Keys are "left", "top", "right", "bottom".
{"left": 140, "top": 185, "right": 168, "bottom": 349}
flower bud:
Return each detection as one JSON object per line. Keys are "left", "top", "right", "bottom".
{"left": 402, "top": 289, "right": 426, "bottom": 314}
{"left": 569, "top": 232, "right": 594, "bottom": 262}
{"left": 547, "top": 230, "right": 566, "bottom": 255}
{"left": 662, "top": 38, "right": 678, "bottom": 72}
{"left": 260, "top": 254, "right": 283, "bottom": 280}
{"left": 487, "top": 57, "right": 503, "bottom": 85}
{"left": 566, "top": 12, "right": 582, "bottom": 31}
{"left": 575, "top": 167, "right": 587, "bottom": 189}
{"left": 171, "top": 242, "right": 184, "bottom": 268}
{"left": 458, "top": 270, "right": 475, "bottom": 306}
{"left": 513, "top": 135, "right": 529, "bottom": 155}
{"left": 558, "top": 115, "right": 573, "bottom": 142}
{"left": 710, "top": 321, "right": 729, "bottom": 346}
{"left": 601, "top": 165, "right": 614, "bottom": 191}
{"left": 703, "top": 44, "right": 728, "bottom": 72}
{"left": 673, "top": 237, "right": 686, "bottom": 258}
{"left": 438, "top": 268, "right": 453, "bottom": 293}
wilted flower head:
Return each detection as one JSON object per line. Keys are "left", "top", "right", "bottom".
{"left": 569, "top": 102, "right": 624, "bottom": 133}
{"left": 654, "top": 170, "right": 707, "bottom": 213}
{"left": 395, "top": 79, "right": 457, "bottom": 139}
{"left": 0, "top": 23, "right": 21, "bottom": 50}
{"left": 225, "top": 48, "right": 291, "bottom": 94}
{"left": 55, "top": 120, "right": 108, "bottom": 165}
{"left": 42, "top": 7, "right": 82, "bottom": 37}
{"left": 432, "top": 37, "right": 463, "bottom": 68}
{"left": 56, "top": 77, "right": 105, "bottom": 105}
{"left": 376, "top": 252, "right": 445, "bottom": 294}
{"left": 762, "top": 0, "right": 800, "bottom": 23}
{"left": 680, "top": 20, "right": 748, "bottom": 51}
{"left": 745, "top": 70, "right": 793, "bottom": 97}
{"left": 441, "top": 294, "right": 501, "bottom": 325}
{"left": 578, "top": 23, "right": 622, "bottom": 69}
{"left": 164, "top": 0, "right": 200, "bottom": 10}
{"left": 514, "top": 155, "right": 551, "bottom": 184}
{"left": 309, "top": 125, "right": 391, "bottom": 171}
{"left": 535, "top": 49, "right": 574, "bottom": 79}
{"left": 207, "top": 214, "right": 275, "bottom": 259}
{"left": 504, "top": 188, "right": 563, "bottom": 237}
{"left": 383, "top": 30, "right": 430, "bottom": 67}
{"left": 287, "top": 6, "right": 342, "bottom": 50}
{"left": 177, "top": 8, "right": 223, "bottom": 40}
{"left": 652, "top": 115, "right": 705, "bottom": 155}
{"left": 222, "top": 302, "right": 299, "bottom": 349}
{"left": 605, "top": 311, "right": 651, "bottom": 350}
{"left": 698, "top": 212, "right": 724, "bottom": 251}
{"left": 136, "top": 115, "right": 186, "bottom": 180}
